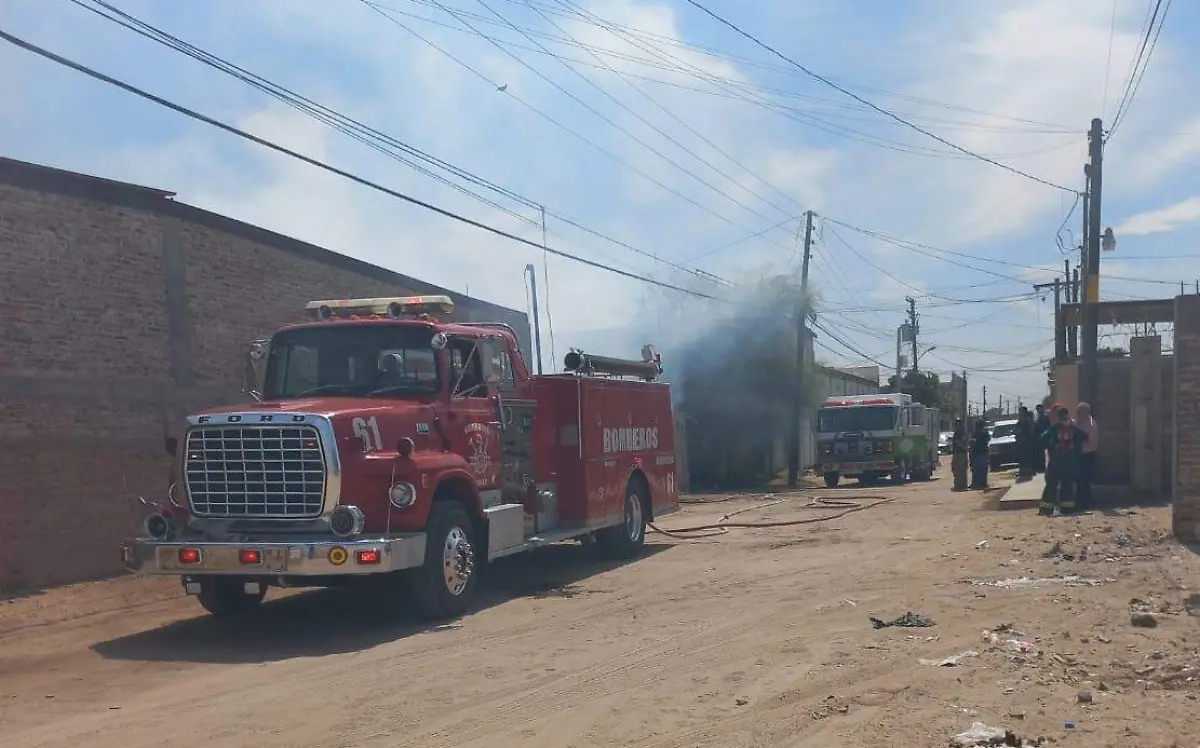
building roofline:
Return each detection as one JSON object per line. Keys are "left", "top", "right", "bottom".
{"left": 817, "top": 364, "right": 878, "bottom": 388}
{"left": 0, "top": 155, "right": 522, "bottom": 318}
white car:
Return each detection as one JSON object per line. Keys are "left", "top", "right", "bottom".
{"left": 938, "top": 431, "right": 953, "bottom": 455}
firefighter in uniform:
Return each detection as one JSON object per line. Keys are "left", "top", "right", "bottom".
{"left": 1038, "top": 403, "right": 1088, "bottom": 516}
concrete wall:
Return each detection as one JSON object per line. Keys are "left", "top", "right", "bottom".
{"left": 1052, "top": 349, "right": 1174, "bottom": 492}
{"left": 1173, "top": 296, "right": 1200, "bottom": 541}
{"left": 0, "top": 157, "right": 530, "bottom": 592}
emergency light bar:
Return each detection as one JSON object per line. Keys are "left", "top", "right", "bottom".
{"left": 305, "top": 295, "right": 455, "bottom": 321}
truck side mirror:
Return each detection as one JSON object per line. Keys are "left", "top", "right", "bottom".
{"left": 243, "top": 338, "right": 270, "bottom": 401}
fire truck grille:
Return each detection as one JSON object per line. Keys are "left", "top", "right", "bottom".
{"left": 184, "top": 425, "right": 327, "bottom": 519}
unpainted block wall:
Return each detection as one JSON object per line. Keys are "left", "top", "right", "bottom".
{"left": 0, "top": 161, "right": 529, "bottom": 591}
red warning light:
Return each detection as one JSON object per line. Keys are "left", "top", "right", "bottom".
{"left": 178, "top": 548, "right": 201, "bottom": 565}
{"left": 238, "top": 549, "right": 263, "bottom": 565}
{"left": 356, "top": 549, "right": 382, "bottom": 565}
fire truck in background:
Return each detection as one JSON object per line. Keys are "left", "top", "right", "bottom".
{"left": 815, "top": 392, "right": 940, "bottom": 488}
{"left": 122, "top": 295, "right": 680, "bottom": 620}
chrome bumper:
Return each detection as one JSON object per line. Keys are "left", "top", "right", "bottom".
{"left": 120, "top": 535, "right": 428, "bottom": 576}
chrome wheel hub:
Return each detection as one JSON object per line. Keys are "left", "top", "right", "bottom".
{"left": 627, "top": 494, "right": 644, "bottom": 542}
{"left": 442, "top": 526, "right": 475, "bottom": 596}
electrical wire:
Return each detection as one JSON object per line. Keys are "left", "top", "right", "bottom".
{"left": 372, "top": 0, "right": 1079, "bottom": 162}
{"left": 509, "top": 0, "right": 801, "bottom": 220}
{"left": 0, "top": 27, "right": 729, "bottom": 301}
{"left": 67, "top": 0, "right": 737, "bottom": 288}
{"left": 385, "top": 0, "right": 1079, "bottom": 133}
{"left": 1108, "top": 0, "right": 1172, "bottom": 143}
{"left": 403, "top": 0, "right": 799, "bottom": 240}
{"left": 679, "top": 0, "right": 1079, "bottom": 194}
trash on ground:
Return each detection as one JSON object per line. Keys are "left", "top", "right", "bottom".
{"left": 918, "top": 650, "right": 977, "bottom": 667}
{"left": 951, "top": 721, "right": 1047, "bottom": 747}
{"left": 964, "top": 575, "right": 1112, "bottom": 589}
{"left": 976, "top": 540, "right": 989, "bottom": 549}
{"left": 869, "top": 612, "right": 935, "bottom": 629}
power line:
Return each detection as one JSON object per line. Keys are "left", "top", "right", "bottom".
{"left": 67, "top": 0, "right": 735, "bottom": 287}
{"left": 387, "top": 0, "right": 1079, "bottom": 132}
{"left": 1108, "top": 0, "right": 1172, "bottom": 142}
{"left": 679, "top": 0, "right": 1079, "bottom": 194}
{"left": 0, "top": 27, "right": 726, "bottom": 300}
{"left": 368, "top": 0, "right": 1080, "bottom": 162}
{"left": 390, "top": 0, "right": 797, "bottom": 239}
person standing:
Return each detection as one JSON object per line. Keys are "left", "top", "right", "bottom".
{"left": 1039, "top": 404, "right": 1087, "bottom": 516}
{"left": 1074, "top": 402, "right": 1099, "bottom": 509}
{"left": 951, "top": 419, "right": 969, "bottom": 491}
{"left": 1015, "top": 407, "right": 1033, "bottom": 479}
{"left": 1032, "top": 404, "right": 1051, "bottom": 474}
{"left": 970, "top": 419, "right": 991, "bottom": 489}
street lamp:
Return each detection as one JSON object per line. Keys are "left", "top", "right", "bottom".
{"left": 1101, "top": 227, "right": 1116, "bottom": 253}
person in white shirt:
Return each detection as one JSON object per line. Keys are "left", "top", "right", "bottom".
{"left": 1074, "top": 402, "right": 1098, "bottom": 509}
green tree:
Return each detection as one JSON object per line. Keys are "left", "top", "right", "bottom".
{"left": 883, "top": 370, "right": 948, "bottom": 410}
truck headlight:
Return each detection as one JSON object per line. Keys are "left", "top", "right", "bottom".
{"left": 390, "top": 482, "right": 417, "bottom": 508}
{"left": 330, "top": 505, "right": 366, "bottom": 538}
{"left": 143, "top": 512, "right": 174, "bottom": 540}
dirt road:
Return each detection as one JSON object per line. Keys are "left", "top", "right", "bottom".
{"left": 3, "top": 477, "right": 1199, "bottom": 747}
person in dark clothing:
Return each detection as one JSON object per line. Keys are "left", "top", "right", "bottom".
{"left": 1039, "top": 404, "right": 1088, "bottom": 516}
{"left": 1032, "top": 404, "right": 1051, "bottom": 474}
{"left": 970, "top": 419, "right": 991, "bottom": 489}
{"left": 1015, "top": 407, "right": 1034, "bottom": 479}
{"left": 951, "top": 419, "right": 969, "bottom": 491}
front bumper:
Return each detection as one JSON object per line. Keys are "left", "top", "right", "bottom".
{"left": 120, "top": 535, "right": 428, "bottom": 577}
{"left": 821, "top": 460, "right": 897, "bottom": 475}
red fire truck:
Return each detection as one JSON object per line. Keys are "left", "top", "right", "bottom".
{"left": 122, "top": 295, "right": 680, "bottom": 620}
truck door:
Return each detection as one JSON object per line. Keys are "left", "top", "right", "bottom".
{"left": 446, "top": 336, "right": 501, "bottom": 497}
{"left": 482, "top": 338, "right": 540, "bottom": 529}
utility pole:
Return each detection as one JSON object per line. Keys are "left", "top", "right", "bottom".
{"left": 787, "top": 210, "right": 814, "bottom": 489}
{"left": 1069, "top": 267, "right": 1080, "bottom": 358}
{"left": 1034, "top": 277, "right": 1065, "bottom": 363}
{"left": 1080, "top": 118, "right": 1104, "bottom": 408}
{"left": 906, "top": 297, "right": 919, "bottom": 375}
{"left": 525, "top": 264, "right": 544, "bottom": 375}
{"left": 982, "top": 386, "right": 988, "bottom": 417}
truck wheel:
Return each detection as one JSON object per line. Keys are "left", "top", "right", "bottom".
{"left": 598, "top": 480, "right": 648, "bottom": 560}
{"left": 912, "top": 466, "right": 929, "bottom": 481}
{"left": 823, "top": 472, "right": 840, "bottom": 488}
{"left": 196, "top": 577, "right": 266, "bottom": 617}
{"left": 409, "top": 502, "right": 478, "bottom": 621}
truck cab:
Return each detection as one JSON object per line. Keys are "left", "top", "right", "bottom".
{"left": 815, "top": 393, "right": 938, "bottom": 487}
{"left": 123, "top": 295, "right": 680, "bottom": 620}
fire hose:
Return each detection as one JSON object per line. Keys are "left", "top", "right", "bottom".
{"left": 648, "top": 495, "right": 895, "bottom": 539}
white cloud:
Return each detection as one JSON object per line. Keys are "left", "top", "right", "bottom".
{"left": 3, "top": 0, "right": 1197, "bottom": 407}
{"left": 1113, "top": 196, "right": 1200, "bottom": 236}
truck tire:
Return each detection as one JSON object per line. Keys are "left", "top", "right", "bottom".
{"left": 597, "top": 480, "right": 648, "bottom": 560}
{"left": 823, "top": 472, "right": 840, "bottom": 488}
{"left": 197, "top": 577, "right": 266, "bottom": 617}
{"left": 409, "top": 502, "right": 478, "bottom": 621}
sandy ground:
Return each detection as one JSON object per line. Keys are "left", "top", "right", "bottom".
{"left": 2, "top": 476, "right": 1199, "bottom": 747}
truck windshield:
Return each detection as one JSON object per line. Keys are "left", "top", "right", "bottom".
{"left": 817, "top": 406, "right": 896, "bottom": 433}
{"left": 263, "top": 324, "right": 440, "bottom": 400}
{"left": 992, "top": 422, "right": 1018, "bottom": 438}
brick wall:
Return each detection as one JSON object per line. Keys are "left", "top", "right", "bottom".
{"left": 0, "top": 158, "right": 529, "bottom": 592}
{"left": 1173, "top": 295, "right": 1200, "bottom": 541}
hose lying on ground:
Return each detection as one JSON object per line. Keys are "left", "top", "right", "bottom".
{"left": 648, "top": 495, "right": 895, "bottom": 539}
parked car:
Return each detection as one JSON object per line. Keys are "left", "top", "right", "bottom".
{"left": 988, "top": 419, "right": 1021, "bottom": 470}
{"left": 938, "top": 431, "right": 953, "bottom": 455}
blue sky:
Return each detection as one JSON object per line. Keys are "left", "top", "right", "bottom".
{"left": 3, "top": 0, "right": 1199, "bottom": 408}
